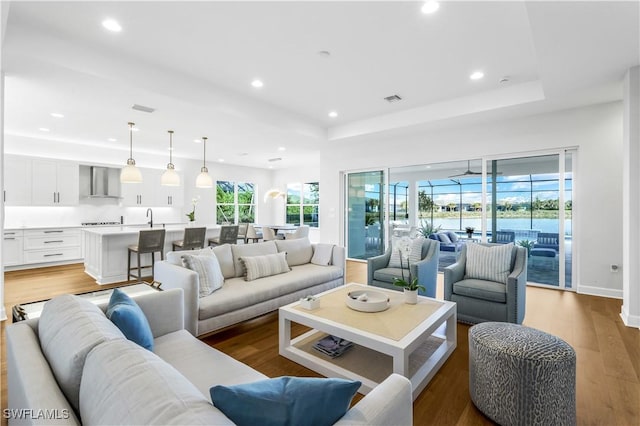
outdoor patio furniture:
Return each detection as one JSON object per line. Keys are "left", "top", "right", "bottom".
{"left": 530, "top": 247, "right": 557, "bottom": 270}
{"left": 367, "top": 238, "right": 440, "bottom": 297}
{"left": 493, "top": 231, "right": 515, "bottom": 244}
{"left": 444, "top": 243, "right": 527, "bottom": 324}
{"left": 533, "top": 232, "right": 560, "bottom": 252}
{"left": 429, "top": 231, "right": 464, "bottom": 253}
{"left": 469, "top": 322, "right": 576, "bottom": 426}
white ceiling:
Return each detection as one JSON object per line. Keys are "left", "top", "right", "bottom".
{"left": 2, "top": 1, "right": 639, "bottom": 169}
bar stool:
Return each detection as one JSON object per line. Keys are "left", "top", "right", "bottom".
{"left": 172, "top": 227, "right": 206, "bottom": 251}
{"left": 128, "top": 229, "right": 166, "bottom": 282}
{"left": 208, "top": 225, "right": 239, "bottom": 246}
{"left": 237, "top": 223, "right": 248, "bottom": 244}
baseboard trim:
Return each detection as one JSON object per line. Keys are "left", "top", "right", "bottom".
{"left": 577, "top": 285, "right": 623, "bottom": 299}
{"left": 620, "top": 306, "right": 640, "bottom": 329}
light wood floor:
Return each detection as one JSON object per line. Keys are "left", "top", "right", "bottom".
{"left": 2, "top": 262, "right": 638, "bottom": 425}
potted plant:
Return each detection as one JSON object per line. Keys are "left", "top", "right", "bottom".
{"left": 392, "top": 238, "right": 425, "bottom": 304}
{"left": 518, "top": 239, "right": 533, "bottom": 257}
{"left": 418, "top": 219, "right": 442, "bottom": 238}
{"left": 465, "top": 226, "right": 475, "bottom": 238}
{"left": 186, "top": 196, "right": 200, "bottom": 224}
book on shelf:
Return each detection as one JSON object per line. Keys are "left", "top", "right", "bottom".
{"left": 312, "top": 335, "right": 353, "bottom": 358}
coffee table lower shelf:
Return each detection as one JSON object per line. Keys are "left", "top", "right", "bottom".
{"left": 282, "top": 328, "right": 453, "bottom": 399}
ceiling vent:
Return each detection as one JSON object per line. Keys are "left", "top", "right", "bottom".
{"left": 384, "top": 94, "right": 402, "bottom": 103}
{"left": 268, "top": 157, "right": 282, "bottom": 162}
{"left": 132, "top": 104, "right": 155, "bottom": 113}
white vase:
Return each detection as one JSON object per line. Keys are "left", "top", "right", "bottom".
{"left": 404, "top": 289, "right": 418, "bottom": 304}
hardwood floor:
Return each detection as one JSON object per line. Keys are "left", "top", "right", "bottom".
{"left": 2, "top": 262, "right": 638, "bottom": 425}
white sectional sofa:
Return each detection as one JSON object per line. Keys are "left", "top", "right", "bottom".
{"left": 6, "top": 288, "right": 413, "bottom": 425}
{"left": 154, "top": 238, "right": 345, "bottom": 337}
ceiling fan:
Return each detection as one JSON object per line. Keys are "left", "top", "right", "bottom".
{"left": 448, "top": 160, "right": 502, "bottom": 178}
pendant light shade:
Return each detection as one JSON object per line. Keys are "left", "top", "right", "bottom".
{"left": 120, "top": 122, "right": 142, "bottom": 183}
{"left": 195, "top": 136, "right": 213, "bottom": 188}
{"left": 161, "top": 130, "right": 180, "bottom": 186}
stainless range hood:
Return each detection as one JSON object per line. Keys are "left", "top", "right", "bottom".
{"left": 79, "top": 165, "right": 122, "bottom": 199}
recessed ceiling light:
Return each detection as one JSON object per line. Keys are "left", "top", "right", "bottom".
{"left": 50, "top": 112, "right": 64, "bottom": 118}
{"left": 194, "top": 139, "right": 202, "bottom": 143}
{"left": 251, "top": 79, "right": 264, "bottom": 88}
{"left": 470, "top": 71, "right": 484, "bottom": 80}
{"left": 421, "top": 1, "right": 440, "bottom": 14}
{"left": 278, "top": 147, "right": 286, "bottom": 151}
{"left": 108, "top": 138, "right": 117, "bottom": 142}
{"left": 102, "top": 18, "right": 122, "bottom": 32}
{"left": 268, "top": 165, "right": 274, "bottom": 169}
{"left": 218, "top": 158, "right": 225, "bottom": 162}
{"left": 38, "top": 127, "right": 50, "bottom": 132}
{"left": 328, "top": 111, "right": 338, "bottom": 118}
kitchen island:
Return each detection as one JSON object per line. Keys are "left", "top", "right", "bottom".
{"left": 83, "top": 224, "right": 220, "bottom": 284}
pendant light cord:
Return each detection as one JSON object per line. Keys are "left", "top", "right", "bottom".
{"left": 202, "top": 136, "right": 208, "bottom": 169}
{"left": 128, "top": 122, "right": 135, "bottom": 160}
{"left": 168, "top": 130, "right": 174, "bottom": 165}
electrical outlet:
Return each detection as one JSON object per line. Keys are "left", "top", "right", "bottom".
{"left": 610, "top": 264, "right": 619, "bottom": 272}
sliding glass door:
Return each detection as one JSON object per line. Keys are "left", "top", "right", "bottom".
{"left": 486, "top": 153, "right": 573, "bottom": 289}
{"left": 346, "top": 171, "right": 385, "bottom": 260}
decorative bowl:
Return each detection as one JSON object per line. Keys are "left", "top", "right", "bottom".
{"left": 346, "top": 290, "right": 390, "bottom": 313}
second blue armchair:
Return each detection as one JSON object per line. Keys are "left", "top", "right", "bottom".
{"left": 367, "top": 238, "right": 440, "bottom": 297}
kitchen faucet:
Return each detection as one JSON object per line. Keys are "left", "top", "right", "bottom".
{"left": 146, "top": 208, "right": 153, "bottom": 228}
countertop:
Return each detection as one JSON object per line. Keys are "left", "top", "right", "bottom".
{"left": 3, "top": 222, "right": 191, "bottom": 231}
{"left": 82, "top": 224, "right": 220, "bottom": 236}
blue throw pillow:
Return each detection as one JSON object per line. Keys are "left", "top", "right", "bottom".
{"left": 210, "top": 376, "right": 361, "bottom": 426}
{"left": 106, "top": 288, "right": 154, "bottom": 351}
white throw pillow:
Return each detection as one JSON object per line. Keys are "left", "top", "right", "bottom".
{"left": 465, "top": 243, "right": 514, "bottom": 284}
{"left": 275, "top": 238, "right": 313, "bottom": 266}
{"left": 38, "top": 294, "right": 125, "bottom": 411}
{"left": 240, "top": 252, "right": 291, "bottom": 281}
{"left": 389, "top": 236, "right": 424, "bottom": 268}
{"left": 311, "top": 244, "right": 334, "bottom": 266}
{"left": 181, "top": 253, "right": 224, "bottom": 297}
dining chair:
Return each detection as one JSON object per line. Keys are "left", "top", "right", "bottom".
{"left": 245, "top": 224, "right": 262, "bottom": 243}
{"left": 261, "top": 226, "right": 277, "bottom": 241}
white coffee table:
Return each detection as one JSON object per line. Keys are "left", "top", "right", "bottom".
{"left": 279, "top": 283, "right": 456, "bottom": 400}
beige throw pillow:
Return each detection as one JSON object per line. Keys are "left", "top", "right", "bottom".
{"left": 240, "top": 252, "right": 291, "bottom": 281}
{"left": 465, "top": 243, "right": 514, "bottom": 284}
{"left": 181, "top": 253, "right": 224, "bottom": 297}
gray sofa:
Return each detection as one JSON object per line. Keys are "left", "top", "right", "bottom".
{"left": 154, "top": 239, "right": 345, "bottom": 337}
{"left": 6, "top": 289, "right": 413, "bottom": 425}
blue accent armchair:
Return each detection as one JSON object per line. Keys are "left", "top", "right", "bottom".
{"left": 444, "top": 243, "right": 527, "bottom": 324}
{"left": 367, "top": 238, "right": 440, "bottom": 297}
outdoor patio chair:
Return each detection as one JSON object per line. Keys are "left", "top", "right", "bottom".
{"left": 444, "top": 243, "right": 527, "bottom": 324}
{"left": 367, "top": 237, "right": 440, "bottom": 297}
{"left": 533, "top": 232, "right": 560, "bottom": 252}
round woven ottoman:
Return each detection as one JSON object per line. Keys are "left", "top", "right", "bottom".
{"left": 469, "top": 322, "right": 576, "bottom": 426}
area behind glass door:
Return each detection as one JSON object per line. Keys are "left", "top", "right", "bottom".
{"left": 346, "top": 171, "right": 385, "bottom": 259}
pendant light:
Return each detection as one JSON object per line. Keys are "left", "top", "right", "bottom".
{"left": 195, "top": 136, "right": 213, "bottom": 188}
{"left": 161, "top": 130, "right": 180, "bottom": 186}
{"left": 120, "top": 122, "right": 143, "bottom": 183}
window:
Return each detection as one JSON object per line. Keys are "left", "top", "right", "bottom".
{"left": 286, "top": 182, "right": 319, "bottom": 227}
{"left": 216, "top": 181, "right": 256, "bottom": 224}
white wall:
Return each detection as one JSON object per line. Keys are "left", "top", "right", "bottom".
{"left": 320, "top": 102, "right": 624, "bottom": 297}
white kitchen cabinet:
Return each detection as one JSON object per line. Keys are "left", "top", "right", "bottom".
{"left": 155, "top": 171, "right": 184, "bottom": 207}
{"left": 22, "top": 228, "right": 82, "bottom": 266}
{"left": 122, "top": 168, "right": 184, "bottom": 207}
{"left": 3, "top": 230, "right": 24, "bottom": 266}
{"left": 30, "top": 159, "right": 79, "bottom": 206}
{"left": 3, "top": 155, "right": 32, "bottom": 206}
{"left": 120, "top": 168, "right": 155, "bottom": 206}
